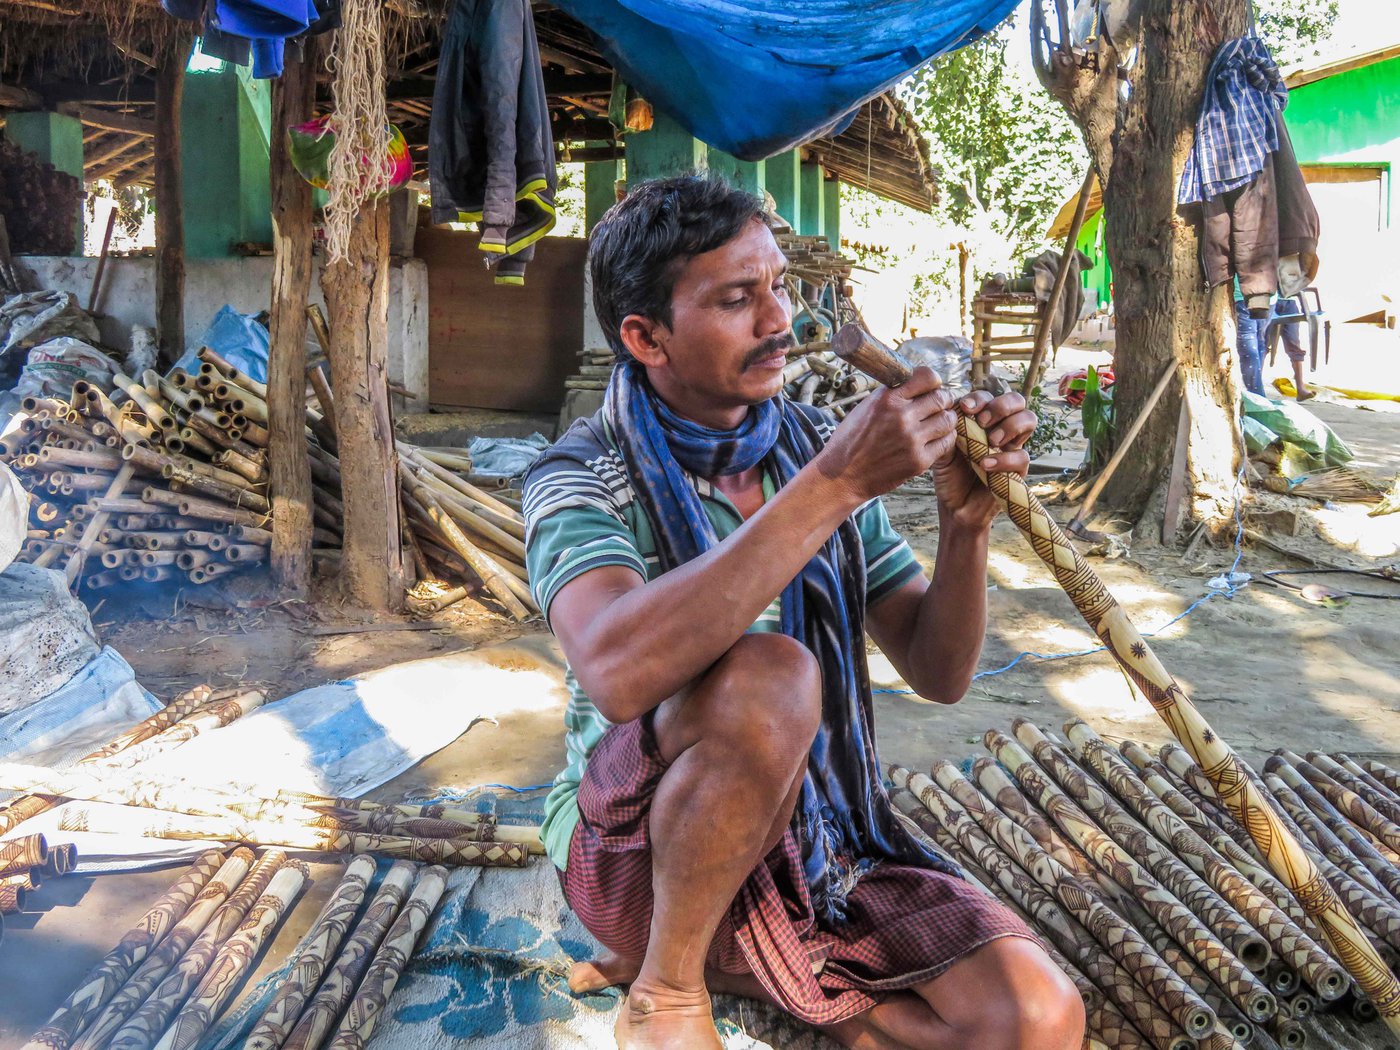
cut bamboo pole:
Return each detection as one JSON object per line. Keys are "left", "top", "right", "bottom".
{"left": 984, "top": 731, "right": 1276, "bottom": 1021}
{"left": 324, "top": 865, "right": 448, "bottom": 1050}
{"left": 280, "top": 861, "right": 415, "bottom": 1050}
{"left": 832, "top": 322, "right": 1400, "bottom": 1031}
{"left": 243, "top": 855, "right": 376, "bottom": 1050}
{"left": 112, "top": 372, "right": 175, "bottom": 431}
{"left": 21, "top": 851, "right": 226, "bottom": 1050}
{"left": 151, "top": 862, "right": 309, "bottom": 1050}
{"left": 92, "top": 690, "right": 269, "bottom": 770}
{"left": 70, "top": 849, "right": 256, "bottom": 1050}
{"left": 0, "top": 834, "right": 48, "bottom": 874}
{"left": 107, "top": 850, "right": 287, "bottom": 1050}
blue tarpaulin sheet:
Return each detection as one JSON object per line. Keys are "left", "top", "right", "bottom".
{"left": 552, "top": 0, "right": 1019, "bottom": 159}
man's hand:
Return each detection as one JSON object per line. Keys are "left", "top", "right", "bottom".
{"left": 815, "top": 366, "right": 957, "bottom": 504}
{"left": 932, "top": 389, "right": 1038, "bottom": 530}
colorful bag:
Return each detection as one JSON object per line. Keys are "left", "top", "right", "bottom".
{"left": 288, "top": 116, "right": 411, "bottom": 192}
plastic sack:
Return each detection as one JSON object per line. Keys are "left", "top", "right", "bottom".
{"left": 1241, "top": 390, "right": 1353, "bottom": 470}
{"left": 468, "top": 434, "right": 551, "bottom": 479}
{"left": 11, "top": 336, "right": 120, "bottom": 402}
{"left": 0, "top": 462, "right": 25, "bottom": 574}
{"left": 899, "top": 335, "right": 974, "bottom": 398}
{"left": 0, "top": 291, "right": 101, "bottom": 384}
{"left": 0, "top": 562, "right": 101, "bottom": 715}
{"left": 170, "top": 305, "right": 271, "bottom": 384}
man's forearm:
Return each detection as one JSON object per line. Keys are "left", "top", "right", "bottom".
{"left": 562, "top": 464, "right": 863, "bottom": 722}
{"left": 902, "top": 508, "right": 991, "bottom": 703}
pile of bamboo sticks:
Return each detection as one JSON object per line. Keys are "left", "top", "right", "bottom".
{"left": 0, "top": 832, "right": 77, "bottom": 935}
{"left": 893, "top": 719, "right": 1400, "bottom": 1050}
{"left": 0, "top": 330, "right": 535, "bottom": 618}
{"left": 780, "top": 349, "right": 878, "bottom": 419}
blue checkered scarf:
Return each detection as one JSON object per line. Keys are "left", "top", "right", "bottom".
{"left": 1179, "top": 36, "right": 1288, "bottom": 204}
{"left": 603, "top": 360, "right": 959, "bottom": 924}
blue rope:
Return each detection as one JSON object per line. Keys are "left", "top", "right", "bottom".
{"left": 875, "top": 450, "right": 1250, "bottom": 695}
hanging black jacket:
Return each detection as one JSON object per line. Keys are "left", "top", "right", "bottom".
{"left": 430, "top": 0, "right": 557, "bottom": 284}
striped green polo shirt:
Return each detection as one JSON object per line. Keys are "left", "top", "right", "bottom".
{"left": 523, "top": 410, "right": 922, "bottom": 869}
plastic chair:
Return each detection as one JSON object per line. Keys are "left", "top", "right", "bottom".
{"left": 1266, "top": 287, "right": 1331, "bottom": 371}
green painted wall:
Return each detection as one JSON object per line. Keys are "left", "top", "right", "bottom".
{"left": 708, "top": 149, "right": 764, "bottom": 194}
{"left": 625, "top": 110, "right": 707, "bottom": 183}
{"left": 823, "top": 178, "right": 840, "bottom": 247}
{"left": 798, "top": 160, "right": 825, "bottom": 236}
{"left": 765, "top": 150, "right": 801, "bottom": 228}
{"left": 1287, "top": 55, "right": 1400, "bottom": 224}
{"left": 5, "top": 112, "right": 84, "bottom": 252}
{"left": 182, "top": 63, "right": 272, "bottom": 257}
{"left": 585, "top": 158, "right": 621, "bottom": 230}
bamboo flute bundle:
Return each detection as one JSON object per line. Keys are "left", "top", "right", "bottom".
{"left": 1307, "top": 752, "right": 1400, "bottom": 836}
{"left": 323, "top": 865, "right": 449, "bottom": 1050}
{"left": 1118, "top": 744, "right": 1346, "bottom": 1000}
{"left": 92, "top": 690, "right": 269, "bottom": 770}
{"left": 152, "top": 862, "right": 310, "bottom": 1050}
{"left": 1270, "top": 759, "right": 1400, "bottom": 907}
{"left": 834, "top": 324, "right": 1400, "bottom": 1031}
{"left": 1332, "top": 754, "right": 1400, "bottom": 811}
{"left": 969, "top": 758, "right": 1103, "bottom": 881}
{"left": 281, "top": 861, "right": 417, "bottom": 1050}
{"left": 894, "top": 768, "right": 1194, "bottom": 1050}
{"left": 932, "top": 761, "right": 1218, "bottom": 1039}
{"left": 984, "top": 731, "right": 1277, "bottom": 1021}
{"left": 244, "top": 856, "right": 377, "bottom": 1050}
{"left": 0, "top": 884, "right": 25, "bottom": 912}
{"left": 1069, "top": 723, "right": 1341, "bottom": 998}
{"left": 1264, "top": 762, "right": 1395, "bottom": 903}
{"left": 1359, "top": 759, "right": 1400, "bottom": 801}
{"left": 70, "top": 849, "right": 257, "bottom": 1050}
{"left": 22, "top": 851, "right": 226, "bottom": 1050}
{"left": 109, "top": 851, "right": 288, "bottom": 1050}
{"left": 1013, "top": 722, "right": 1273, "bottom": 973}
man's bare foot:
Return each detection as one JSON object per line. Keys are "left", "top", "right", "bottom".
{"left": 1297, "top": 387, "right": 1316, "bottom": 402}
{"left": 616, "top": 980, "right": 722, "bottom": 1049}
{"left": 568, "top": 952, "right": 642, "bottom": 994}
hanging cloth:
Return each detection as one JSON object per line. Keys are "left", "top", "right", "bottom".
{"left": 430, "top": 0, "right": 557, "bottom": 286}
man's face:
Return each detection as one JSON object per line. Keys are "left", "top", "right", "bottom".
{"left": 624, "top": 219, "right": 794, "bottom": 427}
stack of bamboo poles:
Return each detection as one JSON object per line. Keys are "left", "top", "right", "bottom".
{"left": 0, "top": 335, "right": 534, "bottom": 619}
{"left": 0, "top": 832, "right": 78, "bottom": 924}
{"left": 780, "top": 349, "right": 879, "bottom": 419}
{"left": 892, "top": 719, "right": 1400, "bottom": 1050}
{"left": 0, "top": 683, "right": 542, "bottom": 868}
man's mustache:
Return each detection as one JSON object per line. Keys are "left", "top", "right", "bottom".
{"left": 742, "top": 332, "right": 797, "bottom": 369}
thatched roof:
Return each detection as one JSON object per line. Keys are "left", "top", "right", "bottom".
{"left": 0, "top": 0, "right": 937, "bottom": 211}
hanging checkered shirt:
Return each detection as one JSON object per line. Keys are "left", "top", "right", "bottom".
{"left": 1179, "top": 36, "right": 1288, "bottom": 204}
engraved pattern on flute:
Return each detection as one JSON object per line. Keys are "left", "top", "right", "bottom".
{"left": 21, "top": 850, "right": 225, "bottom": 1050}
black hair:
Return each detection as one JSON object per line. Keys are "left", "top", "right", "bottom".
{"left": 588, "top": 174, "right": 768, "bottom": 359}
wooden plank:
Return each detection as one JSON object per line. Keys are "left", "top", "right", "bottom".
{"left": 267, "top": 37, "right": 318, "bottom": 596}
{"left": 1161, "top": 398, "right": 1191, "bottom": 544}
{"left": 154, "top": 35, "right": 189, "bottom": 365}
{"left": 73, "top": 105, "right": 155, "bottom": 137}
{"left": 420, "top": 227, "right": 586, "bottom": 412}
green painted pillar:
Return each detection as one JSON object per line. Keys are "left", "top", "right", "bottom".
{"left": 798, "top": 160, "right": 825, "bottom": 236}
{"left": 5, "top": 111, "right": 84, "bottom": 253}
{"left": 625, "top": 109, "right": 707, "bottom": 185}
{"left": 708, "top": 150, "right": 764, "bottom": 194}
{"left": 822, "top": 178, "right": 841, "bottom": 248}
{"left": 181, "top": 63, "right": 272, "bottom": 257}
{"left": 764, "top": 150, "right": 800, "bottom": 229}
{"left": 585, "top": 158, "right": 621, "bottom": 231}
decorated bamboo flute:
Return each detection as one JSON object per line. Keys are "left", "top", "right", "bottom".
{"left": 22, "top": 851, "right": 227, "bottom": 1050}
{"left": 831, "top": 322, "right": 1400, "bottom": 1031}
{"left": 244, "top": 855, "right": 377, "bottom": 1050}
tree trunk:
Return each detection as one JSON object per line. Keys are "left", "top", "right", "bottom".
{"left": 154, "top": 35, "right": 190, "bottom": 367}
{"left": 267, "top": 38, "right": 319, "bottom": 596}
{"left": 1098, "top": 2, "right": 1248, "bottom": 529}
{"left": 322, "top": 198, "right": 406, "bottom": 611}
{"left": 1033, "top": 0, "right": 1249, "bottom": 532}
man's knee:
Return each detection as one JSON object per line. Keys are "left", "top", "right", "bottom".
{"left": 991, "top": 965, "right": 1084, "bottom": 1050}
{"left": 658, "top": 634, "right": 821, "bottom": 765}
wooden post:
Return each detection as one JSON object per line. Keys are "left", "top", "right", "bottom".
{"left": 322, "top": 198, "right": 405, "bottom": 610}
{"left": 267, "top": 38, "right": 319, "bottom": 596}
{"left": 154, "top": 34, "right": 190, "bottom": 366}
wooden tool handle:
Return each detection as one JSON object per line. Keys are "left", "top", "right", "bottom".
{"left": 831, "top": 325, "right": 913, "bottom": 388}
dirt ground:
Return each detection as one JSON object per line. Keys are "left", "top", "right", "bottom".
{"left": 5, "top": 327, "right": 1400, "bottom": 1046}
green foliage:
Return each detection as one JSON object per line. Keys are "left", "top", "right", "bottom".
{"left": 1068, "top": 365, "right": 1115, "bottom": 471}
{"left": 1015, "top": 368, "right": 1074, "bottom": 460}
{"left": 905, "top": 18, "right": 1086, "bottom": 269}
{"left": 1255, "top": 0, "right": 1339, "bottom": 63}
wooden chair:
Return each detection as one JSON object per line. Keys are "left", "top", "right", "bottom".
{"left": 971, "top": 293, "right": 1047, "bottom": 383}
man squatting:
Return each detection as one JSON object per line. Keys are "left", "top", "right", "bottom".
{"left": 523, "top": 176, "right": 1085, "bottom": 1050}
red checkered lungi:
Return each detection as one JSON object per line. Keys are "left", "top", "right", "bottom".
{"left": 560, "top": 717, "right": 1034, "bottom": 1026}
